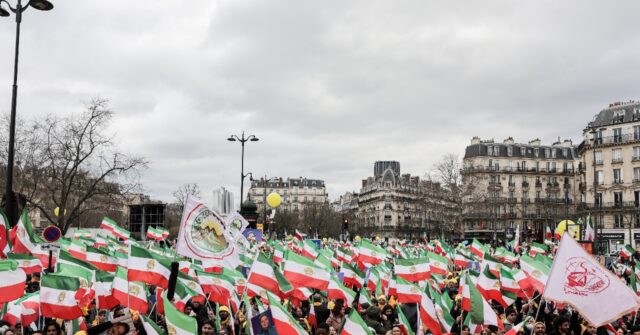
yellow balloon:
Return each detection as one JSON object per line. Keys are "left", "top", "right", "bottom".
{"left": 556, "top": 220, "right": 576, "bottom": 237}
{"left": 354, "top": 235, "right": 361, "bottom": 242}
{"left": 266, "top": 192, "right": 282, "bottom": 208}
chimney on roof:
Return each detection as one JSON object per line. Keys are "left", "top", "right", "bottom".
{"left": 503, "top": 137, "right": 514, "bottom": 144}
{"left": 471, "top": 136, "right": 481, "bottom": 145}
{"left": 528, "top": 138, "right": 541, "bottom": 146}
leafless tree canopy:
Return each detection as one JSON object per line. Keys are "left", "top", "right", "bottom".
{"left": 172, "top": 183, "right": 201, "bottom": 213}
{"left": 273, "top": 203, "right": 342, "bottom": 238}
{"left": 0, "top": 98, "right": 148, "bottom": 233}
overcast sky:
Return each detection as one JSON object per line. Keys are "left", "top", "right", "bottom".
{"left": 1, "top": 1, "right": 640, "bottom": 207}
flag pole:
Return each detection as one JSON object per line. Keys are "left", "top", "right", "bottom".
{"left": 534, "top": 298, "right": 544, "bottom": 321}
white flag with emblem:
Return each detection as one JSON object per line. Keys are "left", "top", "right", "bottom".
{"left": 542, "top": 233, "right": 640, "bottom": 326}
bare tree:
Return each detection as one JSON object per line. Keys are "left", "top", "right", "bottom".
{"left": 1, "top": 98, "right": 148, "bottom": 233}
{"left": 172, "top": 183, "right": 201, "bottom": 213}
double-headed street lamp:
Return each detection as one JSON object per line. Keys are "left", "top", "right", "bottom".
{"left": 227, "top": 131, "right": 259, "bottom": 207}
{"left": 1, "top": 0, "right": 54, "bottom": 226}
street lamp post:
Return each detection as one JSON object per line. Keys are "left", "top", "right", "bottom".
{"left": 1, "top": 0, "right": 54, "bottom": 226}
{"left": 227, "top": 131, "right": 259, "bottom": 207}
{"left": 590, "top": 128, "right": 600, "bottom": 254}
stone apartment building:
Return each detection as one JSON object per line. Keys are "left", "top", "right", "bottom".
{"left": 355, "top": 161, "right": 456, "bottom": 240}
{"left": 248, "top": 177, "right": 328, "bottom": 223}
{"left": 580, "top": 100, "right": 640, "bottom": 252}
{"left": 461, "top": 137, "right": 580, "bottom": 244}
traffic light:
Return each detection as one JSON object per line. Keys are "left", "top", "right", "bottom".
{"left": 343, "top": 218, "right": 349, "bottom": 230}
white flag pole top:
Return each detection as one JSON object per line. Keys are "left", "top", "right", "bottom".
{"left": 542, "top": 233, "right": 640, "bottom": 326}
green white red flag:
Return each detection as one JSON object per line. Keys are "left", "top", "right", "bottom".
{"left": 112, "top": 266, "right": 149, "bottom": 313}
{"left": 395, "top": 257, "right": 430, "bottom": 282}
{"left": 466, "top": 275, "right": 504, "bottom": 329}
{"left": 396, "top": 276, "right": 423, "bottom": 303}
{"left": 146, "top": 226, "right": 164, "bottom": 241}
{"left": 163, "top": 291, "right": 198, "bottom": 335}
{"left": 428, "top": 251, "right": 449, "bottom": 276}
{"left": 40, "top": 274, "right": 83, "bottom": 320}
{"left": 141, "top": 315, "right": 165, "bottom": 335}
{"left": 283, "top": 251, "right": 330, "bottom": 290}
{"left": 6, "top": 253, "right": 41, "bottom": 274}
{"left": 0, "top": 260, "right": 26, "bottom": 304}
{"left": 128, "top": 244, "right": 172, "bottom": 288}
{"left": 340, "top": 308, "right": 373, "bottom": 335}
{"left": 357, "top": 239, "right": 387, "bottom": 266}
{"left": 397, "top": 305, "right": 415, "bottom": 335}
{"left": 247, "top": 252, "right": 279, "bottom": 296}
{"left": 418, "top": 290, "right": 443, "bottom": 335}
{"left": 85, "top": 245, "right": 117, "bottom": 272}
{"left": 621, "top": 245, "right": 635, "bottom": 259}
{"left": 520, "top": 255, "right": 550, "bottom": 293}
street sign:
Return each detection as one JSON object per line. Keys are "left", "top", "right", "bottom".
{"left": 40, "top": 243, "right": 61, "bottom": 250}
{"left": 42, "top": 225, "right": 62, "bottom": 243}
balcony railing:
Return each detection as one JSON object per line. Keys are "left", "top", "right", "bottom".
{"left": 612, "top": 158, "right": 624, "bottom": 164}
{"left": 462, "top": 166, "right": 574, "bottom": 174}
{"left": 590, "top": 133, "right": 640, "bottom": 148}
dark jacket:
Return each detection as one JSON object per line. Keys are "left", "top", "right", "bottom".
{"left": 363, "top": 306, "right": 388, "bottom": 335}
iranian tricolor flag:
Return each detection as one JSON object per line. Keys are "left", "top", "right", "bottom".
{"left": 327, "top": 275, "right": 356, "bottom": 306}
{"left": 113, "top": 225, "right": 131, "bottom": 240}
{"left": 395, "top": 257, "right": 430, "bottom": 282}
{"left": 529, "top": 242, "right": 549, "bottom": 256}
{"left": 267, "top": 292, "right": 309, "bottom": 335}
{"left": 621, "top": 245, "right": 636, "bottom": 259}
{"left": 100, "top": 217, "right": 117, "bottom": 232}
{"left": 358, "top": 286, "right": 372, "bottom": 310}
{"left": 128, "top": 244, "right": 172, "bottom": 288}
{"left": 336, "top": 246, "right": 353, "bottom": 263}
{"left": 340, "top": 308, "right": 373, "bottom": 335}
{"left": 146, "top": 227, "right": 164, "bottom": 241}
{"left": 504, "top": 317, "right": 532, "bottom": 335}
{"left": 428, "top": 251, "right": 449, "bottom": 276}
{"left": 2, "top": 292, "right": 39, "bottom": 327}
{"left": 7, "top": 253, "right": 41, "bottom": 274}
{"left": 481, "top": 254, "right": 504, "bottom": 277}
{"left": 454, "top": 252, "right": 472, "bottom": 269}
{"left": 163, "top": 292, "right": 198, "bottom": 335}
{"left": 247, "top": 252, "right": 279, "bottom": 295}
{"left": 112, "top": 266, "right": 149, "bottom": 313}
{"left": 94, "top": 270, "right": 119, "bottom": 309}
{"left": 85, "top": 246, "right": 117, "bottom": 272}
{"left": 418, "top": 290, "right": 443, "bottom": 335}
{"left": 273, "top": 243, "right": 286, "bottom": 264}
{"left": 500, "top": 267, "right": 531, "bottom": 298}
{"left": 520, "top": 255, "right": 550, "bottom": 293}
{"left": 471, "top": 239, "right": 488, "bottom": 259}
{"left": 433, "top": 290, "right": 456, "bottom": 333}
{"left": 197, "top": 270, "right": 235, "bottom": 305}
{"left": 396, "top": 276, "right": 423, "bottom": 303}
{"left": 9, "top": 210, "right": 50, "bottom": 267}
{"left": 40, "top": 274, "right": 83, "bottom": 320}
{"left": 466, "top": 275, "right": 504, "bottom": 329}
{"left": 283, "top": 251, "right": 330, "bottom": 290}
{"left": 476, "top": 265, "right": 507, "bottom": 307}
{"left": 141, "top": 315, "right": 165, "bottom": 335}
{"left": 460, "top": 272, "right": 472, "bottom": 311}
{"left": 294, "top": 229, "right": 306, "bottom": 241}
{"left": 358, "top": 239, "right": 387, "bottom": 266}
{"left": 301, "top": 239, "right": 319, "bottom": 259}
{"left": 543, "top": 233, "right": 640, "bottom": 326}
{"left": 341, "top": 262, "right": 364, "bottom": 289}
{"left": 0, "top": 261, "right": 26, "bottom": 304}
{"left": 513, "top": 225, "right": 520, "bottom": 252}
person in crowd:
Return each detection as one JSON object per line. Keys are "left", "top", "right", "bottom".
{"left": 92, "top": 310, "right": 108, "bottom": 326}
{"left": 44, "top": 322, "right": 62, "bottom": 335}
{"left": 312, "top": 293, "right": 330, "bottom": 326}
{"left": 315, "top": 323, "right": 330, "bottom": 335}
{"left": 391, "top": 325, "right": 402, "bottom": 335}
{"left": 325, "top": 305, "right": 344, "bottom": 332}
{"left": 363, "top": 306, "right": 389, "bottom": 335}
{"left": 218, "top": 306, "right": 233, "bottom": 334}
{"left": 504, "top": 307, "right": 518, "bottom": 331}
{"left": 201, "top": 320, "right": 215, "bottom": 335}
{"left": 293, "top": 307, "right": 311, "bottom": 333}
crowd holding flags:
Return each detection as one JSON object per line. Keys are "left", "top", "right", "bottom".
{"left": 0, "top": 203, "right": 640, "bottom": 335}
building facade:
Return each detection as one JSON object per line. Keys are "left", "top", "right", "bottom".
{"left": 248, "top": 177, "right": 328, "bottom": 223}
{"left": 462, "top": 137, "right": 580, "bottom": 244}
{"left": 355, "top": 161, "right": 456, "bottom": 240}
{"left": 125, "top": 193, "right": 166, "bottom": 240}
{"left": 580, "top": 100, "right": 640, "bottom": 252}
{"left": 212, "top": 187, "right": 234, "bottom": 215}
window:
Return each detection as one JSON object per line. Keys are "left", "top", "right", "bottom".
{"left": 613, "top": 148, "right": 623, "bottom": 162}
{"left": 487, "top": 146, "right": 493, "bottom": 156}
{"left": 635, "top": 167, "right": 640, "bottom": 182}
{"left": 595, "top": 151, "right": 603, "bottom": 164}
{"left": 551, "top": 149, "right": 557, "bottom": 158}
{"left": 562, "top": 148, "right": 568, "bottom": 158}
{"left": 563, "top": 162, "right": 569, "bottom": 173}
{"left": 521, "top": 161, "right": 527, "bottom": 170}
{"left": 614, "top": 214, "right": 624, "bottom": 228}
{"left": 613, "top": 169, "right": 623, "bottom": 183}
{"left": 551, "top": 162, "right": 556, "bottom": 172}
{"left": 635, "top": 126, "right": 640, "bottom": 140}
{"left": 494, "top": 161, "right": 500, "bottom": 170}
{"left": 595, "top": 193, "right": 603, "bottom": 207}
{"left": 545, "top": 148, "right": 551, "bottom": 158}
{"left": 495, "top": 146, "right": 500, "bottom": 156}
{"left": 614, "top": 192, "right": 623, "bottom": 206}
{"left": 614, "top": 128, "right": 623, "bottom": 143}
{"left": 534, "top": 148, "right": 539, "bottom": 157}
{"left": 520, "top": 147, "right": 526, "bottom": 156}
{"left": 507, "top": 146, "right": 513, "bottom": 157}
{"left": 635, "top": 147, "right": 640, "bottom": 160}
{"left": 507, "top": 160, "right": 513, "bottom": 171}
{"left": 597, "top": 171, "right": 604, "bottom": 185}
{"left": 594, "top": 130, "right": 603, "bottom": 145}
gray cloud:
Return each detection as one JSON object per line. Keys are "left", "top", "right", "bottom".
{"left": 1, "top": 0, "right": 639, "bottom": 207}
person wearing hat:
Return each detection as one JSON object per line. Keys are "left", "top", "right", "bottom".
{"left": 218, "top": 305, "right": 233, "bottom": 334}
{"left": 377, "top": 295, "right": 388, "bottom": 311}
{"left": 313, "top": 293, "right": 330, "bottom": 326}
